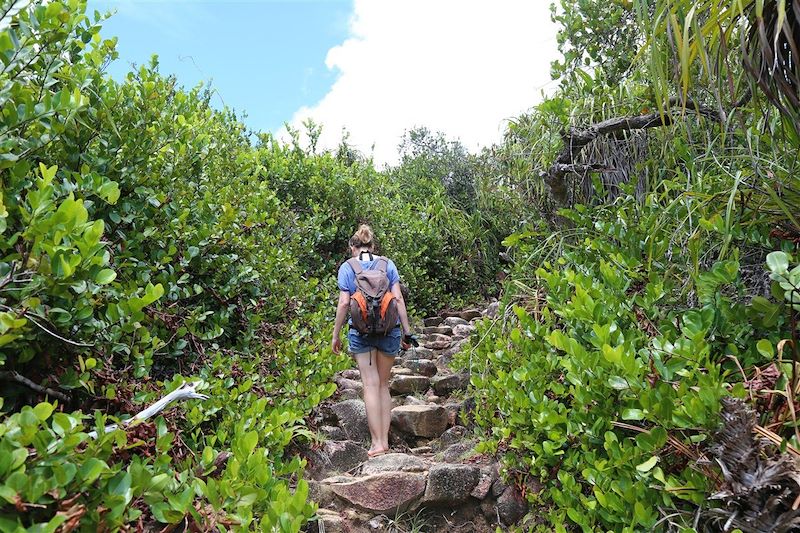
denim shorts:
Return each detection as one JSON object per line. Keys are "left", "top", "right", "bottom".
{"left": 348, "top": 327, "right": 402, "bottom": 356}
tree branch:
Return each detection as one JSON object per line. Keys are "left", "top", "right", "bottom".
{"left": 86, "top": 381, "right": 209, "bottom": 439}
{"left": 0, "top": 370, "right": 70, "bottom": 402}
{"left": 544, "top": 96, "right": 748, "bottom": 205}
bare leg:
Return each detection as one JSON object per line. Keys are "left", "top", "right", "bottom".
{"left": 354, "top": 350, "right": 383, "bottom": 454}
{"left": 375, "top": 350, "right": 395, "bottom": 452}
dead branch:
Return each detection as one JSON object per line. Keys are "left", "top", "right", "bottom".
{"left": 0, "top": 370, "right": 69, "bottom": 402}
{"left": 544, "top": 96, "right": 749, "bottom": 205}
{"left": 86, "top": 381, "right": 208, "bottom": 439}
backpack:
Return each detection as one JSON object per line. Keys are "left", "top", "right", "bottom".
{"left": 347, "top": 256, "right": 399, "bottom": 335}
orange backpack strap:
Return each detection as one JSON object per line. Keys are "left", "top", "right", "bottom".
{"left": 380, "top": 291, "right": 395, "bottom": 319}
{"left": 352, "top": 291, "right": 368, "bottom": 322}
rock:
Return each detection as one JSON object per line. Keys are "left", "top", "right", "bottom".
{"left": 452, "top": 323, "right": 475, "bottom": 338}
{"left": 341, "top": 369, "right": 361, "bottom": 380}
{"left": 404, "top": 395, "right": 427, "bottom": 406}
{"left": 389, "top": 375, "right": 430, "bottom": 395}
{"left": 490, "top": 477, "right": 507, "bottom": 498}
{"left": 315, "top": 509, "right": 346, "bottom": 532}
{"left": 323, "top": 472, "right": 426, "bottom": 514}
{"left": 308, "top": 480, "right": 336, "bottom": 507}
{"left": 423, "top": 317, "right": 443, "bottom": 327}
{"left": 402, "top": 347, "right": 434, "bottom": 360}
{"left": 422, "top": 332, "right": 452, "bottom": 345}
{"left": 459, "top": 309, "right": 482, "bottom": 321}
{"left": 497, "top": 486, "right": 528, "bottom": 525}
{"left": 410, "top": 445, "right": 432, "bottom": 454}
{"left": 423, "top": 340, "right": 451, "bottom": 351}
{"left": 402, "top": 358, "right": 437, "bottom": 377}
{"left": 422, "top": 326, "right": 453, "bottom": 336}
{"left": 331, "top": 399, "right": 370, "bottom": 443}
{"left": 391, "top": 405, "right": 448, "bottom": 438}
{"left": 335, "top": 376, "right": 363, "bottom": 392}
{"left": 443, "top": 316, "right": 469, "bottom": 328}
{"left": 438, "top": 440, "right": 477, "bottom": 463}
{"left": 390, "top": 367, "right": 413, "bottom": 377}
{"left": 423, "top": 463, "right": 480, "bottom": 504}
{"left": 426, "top": 395, "right": 442, "bottom": 404}
{"left": 471, "top": 464, "right": 499, "bottom": 500}
{"left": 486, "top": 301, "right": 500, "bottom": 319}
{"left": 320, "top": 425, "right": 348, "bottom": 441}
{"left": 361, "top": 453, "right": 429, "bottom": 474}
{"left": 444, "top": 401, "right": 465, "bottom": 426}
{"left": 435, "top": 425, "right": 469, "bottom": 450}
{"left": 431, "top": 373, "right": 469, "bottom": 395}
{"left": 323, "top": 440, "right": 369, "bottom": 473}
{"left": 337, "top": 389, "right": 361, "bottom": 401}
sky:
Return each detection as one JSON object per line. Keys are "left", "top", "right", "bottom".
{"left": 88, "top": 0, "right": 560, "bottom": 166}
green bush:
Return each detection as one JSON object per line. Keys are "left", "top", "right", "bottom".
{"left": 0, "top": 2, "right": 514, "bottom": 529}
{"left": 459, "top": 185, "right": 796, "bottom": 531}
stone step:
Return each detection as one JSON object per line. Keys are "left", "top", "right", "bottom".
{"left": 391, "top": 404, "right": 448, "bottom": 438}
{"left": 422, "top": 325, "right": 453, "bottom": 336}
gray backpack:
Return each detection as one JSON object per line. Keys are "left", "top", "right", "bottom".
{"left": 347, "top": 256, "right": 399, "bottom": 335}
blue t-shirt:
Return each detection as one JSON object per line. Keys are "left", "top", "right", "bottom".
{"left": 338, "top": 254, "right": 401, "bottom": 334}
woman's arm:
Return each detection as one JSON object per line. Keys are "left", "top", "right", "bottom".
{"left": 332, "top": 290, "right": 351, "bottom": 354}
{"left": 391, "top": 283, "right": 411, "bottom": 336}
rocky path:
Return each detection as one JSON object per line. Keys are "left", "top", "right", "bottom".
{"left": 301, "top": 302, "right": 528, "bottom": 532}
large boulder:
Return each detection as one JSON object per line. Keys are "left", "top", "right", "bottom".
{"left": 431, "top": 373, "right": 469, "bottom": 395}
{"left": 323, "top": 472, "right": 426, "bottom": 514}
{"left": 389, "top": 375, "right": 430, "bottom": 395}
{"left": 422, "top": 463, "right": 480, "bottom": 504}
{"left": 361, "top": 453, "right": 429, "bottom": 475}
{"left": 331, "top": 399, "right": 370, "bottom": 443}
{"left": 402, "top": 358, "right": 437, "bottom": 377}
{"left": 391, "top": 405, "right": 448, "bottom": 438}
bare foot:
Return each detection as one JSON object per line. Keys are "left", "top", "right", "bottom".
{"left": 367, "top": 447, "right": 388, "bottom": 458}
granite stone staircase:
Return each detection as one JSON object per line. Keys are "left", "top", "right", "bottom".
{"left": 300, "top": 302, "right": 530, "bottom": 532}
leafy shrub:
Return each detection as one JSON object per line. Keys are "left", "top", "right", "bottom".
{"left": 459, "top": 185, "right": 796, "bottom": 531}
{"left": 0, "top": 1, "right": 515, "bottom": 529}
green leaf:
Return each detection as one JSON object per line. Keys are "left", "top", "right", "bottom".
{"left": 621, "top": 408, "right": 645, "bottom": 420}
{"left": 95, "top": 269, "right": 117, "bottom": 285}
{"left": 767, "top": 251, "right": 789, "bottom": 274}
{"left": 757, "top": 339, "right": 774, "bottom": 359}
{"left": 33, "top": 402, "right": 54, "bottom": 421}
{"left": 636, "top": 456, "right": 659, "bottom": 472}
{"left": 79, "top": 458, "right": 108, "bottom": 484}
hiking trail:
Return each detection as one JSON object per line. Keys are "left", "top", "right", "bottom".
{"left": 298, "top": 302, "right": 530, "bottom": 532}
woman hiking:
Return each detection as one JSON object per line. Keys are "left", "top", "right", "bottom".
{"left": 331, "top": 225, "right": 414, "bottom": 457}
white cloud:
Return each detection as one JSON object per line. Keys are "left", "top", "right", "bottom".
{"left": 286, "top": 0, "right": 560, "bottom": 166}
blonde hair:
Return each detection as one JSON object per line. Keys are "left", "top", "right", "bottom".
{"left": 349, "top": 224, "right": 374, "bottom": 250}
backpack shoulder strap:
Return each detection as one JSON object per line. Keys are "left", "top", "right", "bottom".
{"left": 346, "top": 257, "right": 363, "bottom": 275}
{"left": 374, "top": 256, "right": 388, "bottom": 273}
